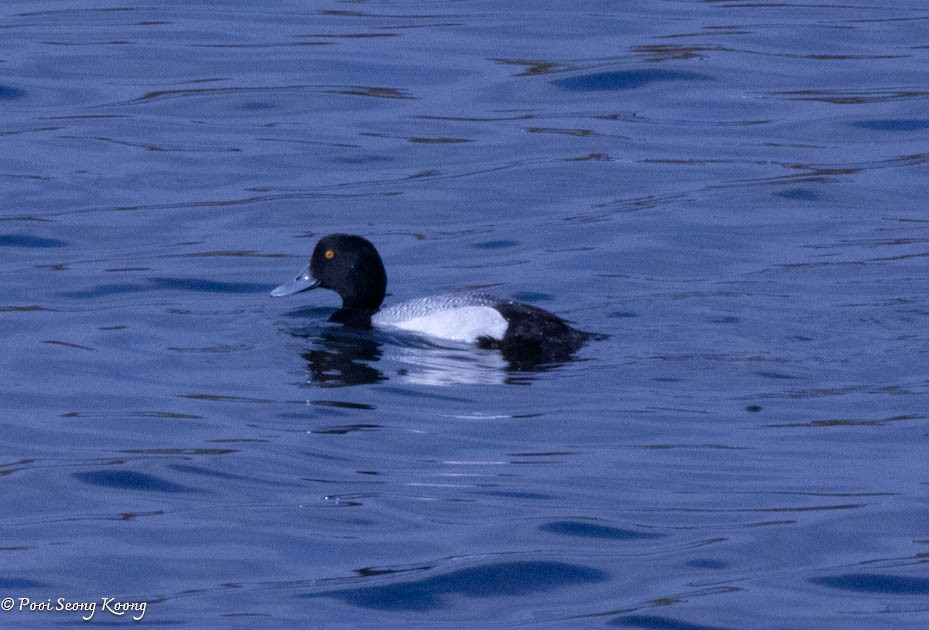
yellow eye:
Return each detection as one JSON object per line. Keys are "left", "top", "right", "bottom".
{"left": 324, "top": 249, "right": 335, "bottom": 260}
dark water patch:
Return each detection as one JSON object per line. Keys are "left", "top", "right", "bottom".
{"left": 181, "top": 393, "right": 273, "bottom": 403}
{"left": 494, "top": 58, "right": 570, "bottom": 76}
{"left": 43, "top": 339, "right": 94, "bottom": 351}
{"left": 192, "top": 41, "right": 334, "bottom": 49}
{"left": 610, "top": 615, "right": 736, "bottom": 630}
{"left": 46, "top": 39, "right": 131, "bottom": 46}
{"left": 755, "top": 371, "right": 800, "bottom": 380}
{"left": 151, "top": 277, "right": 269, "bottom": 294}
{"left": 312, "top": 424, "right": 382, "bottom": 435}
{"left": 746, "top": 519, "right": 796, "bottom": 528}
{"left": 418, "top": 113, "right": 534, "bottom": 122}
{"left": 132, "top": 85, "right": 284, "bottom": 104}
{"left": 0, "top": 459, "right": 35, "bottom": 478}
{"left": 475, "top": 490, "right": 554, "bottom": 500}
{"left": 473, "top": 240, "right": 517, "bottom": 249}
{"left": 408, "top": 169, "right": 441, "bottom": 179}
{"left": 61, "top": 410, "right": 203, "bottom": 420}
{"left": 331, "top": 154, "right": 392, "bottom": 165}
{"left": 164, "top": 250, "right": 287, "bottom": 259}
{"left": 311, "top": 400, "right": 376, "bottom": 411}
{"left": 18, "top": 6, "right": 134, "bottom": 17}
{"left": 773, "top": 188, "right": 822, "bottom": 201}
{"left": 643, "top": 443, "right": 740, "bottom": 450}
{"left": 407, "top": 136, "right": 471, "bottom": 144}
{"left": 773, "top": 89, "right": 929, "bottom": 104}
{"left": 852, "top": 119, "right": 929, "bottom": 132}
{"left": 315, "top": 492, "right": 371, "bottom": 507}
{"left": 609, "top": 310, "right": 639, "bottom": 318}
{"left": 687, "top": 559, "right": 728, "bottom": 569}
{"left": 128, "top": 83, "right": 414, "bottom": 108}
{"left": 766, "top": 414, "right": 920, "bottom": 428}
{"left": 72, "top": 470, "right": 196, "bottom": 493}
{"left": 632, "top": 44, "right": 716, "bottom": 62}
{"left": 0, "top": 85, "right": 26, "bottom": 100}
{"left": 304, "top": 561, "right": 607, "bottom": 611}
{"left": 0, "top": 305, "right": 55, "bottom": 312}
{"left": 540, "top": 520, "right": 664, "bottom": 540}
{"left": 527, "top": 126, "right": 596, "bottom": 137}
{"left": 0, "top": 215, "right": 54, "bottom": 222}
{"left": 324, "top": 86, "right": 415, "bottom": 99}
{"left": 552, "top": 69, "right": 712, "bottom": 92}
{"left": 303, "top": 32, "right": 399, "bottom": 39}
{"left": 750, "top": 503, "right": 861, "bottom": 513}
{"left": 811, "top": 573, "right": 929, "bottom": 595}
{"left": 116, "top": 510, "right": 164, "bottom": 522}
{"left": 566, "top": 152, "right": 613, "bottom": 161}
{"left": 122, "top": 448, "right": 235, "bottom": 456}
{"left": 0, "top": 234, "right": 67, "bottom": 248}
{"left": 0, "top": 577, "right": 45, "bottom": 589}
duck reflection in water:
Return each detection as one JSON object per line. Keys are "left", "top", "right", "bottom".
{"left": 299, "top": 328, "right": 387, "bottom": 388}
{"left": 287, "top": 324, "right": 570, "bottom": 387}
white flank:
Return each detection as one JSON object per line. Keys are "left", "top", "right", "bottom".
{"left": 380, "top": 306, "right": 508, "bottom": 343}
{"left": 372, "top": 293, "right": 510, "bottom": 343}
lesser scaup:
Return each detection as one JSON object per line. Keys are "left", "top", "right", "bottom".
{"left": 272, "top": 234, "right": 598, "bottom": 363}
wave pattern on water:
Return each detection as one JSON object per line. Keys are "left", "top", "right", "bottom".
{"left": 0, "top": 1, "right": 928, "bottom": 627}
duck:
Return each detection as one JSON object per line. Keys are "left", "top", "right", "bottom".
{"left": 271, "top": 234, "right": 598, "bottom": 365}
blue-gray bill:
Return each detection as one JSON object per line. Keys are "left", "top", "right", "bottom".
{"left": 270, "top": 264, "right": 320, "bottom": 297}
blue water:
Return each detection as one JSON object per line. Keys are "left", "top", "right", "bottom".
{"left": 2, "top": 1, "right": 929, "bottom": 627}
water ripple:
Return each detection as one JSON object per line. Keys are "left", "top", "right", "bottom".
{"left": 303, "top": 561, "right": 608, "bottom": 611}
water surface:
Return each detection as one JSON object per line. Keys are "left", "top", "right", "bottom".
{"left": 2, "top": 1, "right": 928, "bottom": 628}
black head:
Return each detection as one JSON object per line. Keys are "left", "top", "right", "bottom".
{"left": 310, "top": 234, "right": 387, "bottom": 311}
{"left": 271, "top": 234, "right": 387, "bottom": 313}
